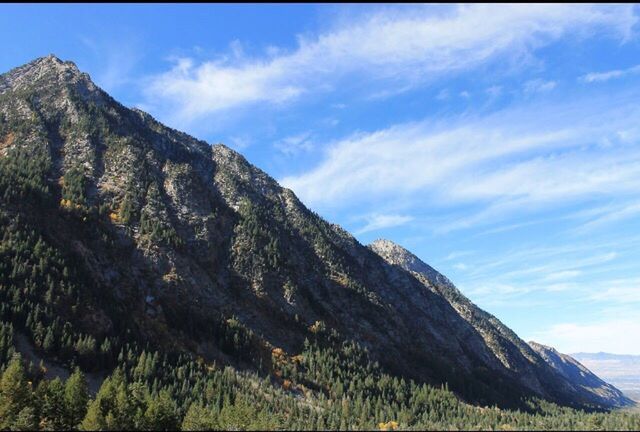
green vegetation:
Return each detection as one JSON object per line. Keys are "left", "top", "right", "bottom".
{"left": 139, "top": 183, "right": 183, "bottom": 248}
{"left": 234, "top": 197, "right": 282, "bottom": 272}
{"left": 0, "top": 337, "right": 639, "bottom": 431}
{"left": 60, "top": 166, "right": 89, "bottom": 212}
{"left": 0, "top": 146, "right": 52, "bottom": 206}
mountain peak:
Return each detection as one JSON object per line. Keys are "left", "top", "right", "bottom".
{"left": 11, "top": 54, "right": 80, "bottom": 77}
{"left": 32, "top": 53, "right": 70, "bottom": 67}
{"left": 0, "top": 54, "right": 94, "bottom": 97}
{"left": 529, "top": 341, "right": 558, "bottom": 354}
{"left": 369, "top": 238, "right": 439, "bottom": 277}
{"left": 369, "top": 238, "right": 413, "bottom": 262}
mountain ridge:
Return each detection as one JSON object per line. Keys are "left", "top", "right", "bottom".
{"left": 0, "top": 54, "right": 629, "bottom": 411}
{"left": 529, "top": 341, "right": 633, "bottom": 408}
{"left": 368, "top": 238, "right": 632, "bottom": 409}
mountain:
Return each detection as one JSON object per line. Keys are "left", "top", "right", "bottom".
{"left": 368, "top": 239, "right": 633, "bottom": 409}
{"left": 528, "top": 342, "right": 633, "bottom": 408}
{"left": 572, "top": 353, "right": 640, "bottom": 402}
{"left": 0, "top": 55, "right": 625, "bottom": 412}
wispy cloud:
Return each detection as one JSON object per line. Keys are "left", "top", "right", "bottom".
{"left": 580, "top": 63, "right": 640, "bottom": 83}
{"left": 587, "top": 277, "right": 640, "bottom": 303}
{"left": 462, "top": 249, "right": 617, "bottom": 298}
{"left": 355, "top": 213, "right": 413, "bottom": 234}
{"left": 443, "top": 250, "right": 475, "bottom": 261}
{"left": 446, "top": 228, "right": 640, "bottom": 330}
{"left": 144, "top": 4, "right": 636, "bottom": 122}
{"left": 274, "top": 132, "right": 314, "bottom": 156}
{"left": 452, "top": 263, "right": 469, "bottom": 271}
{"left": 227, "top": 135, "right": 252, "bottom": 150}
{"left": 79, "top": 35, "right": 141, "bottom": 92}
{"left": 573, "top": 201, "right": 640, "bottom": 234}
{"left": 542, "top": 270, "right": 582, "bottom": 281}
{"left": 281, "top": 92, "right": 640, "bottom": 233}
{"left": 523, "top": 78, "right": 557, "bottom": 95}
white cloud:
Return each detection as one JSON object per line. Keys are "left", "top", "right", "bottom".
{"left": 80, "top": 35, "right": 141, "bottom": 91}
{"left": 462, "top": 250, "right": 617, "bottom": 298}
{"left": 436, "top": 88, "right": 450, "bottom": 101}
{"left": 355, "top": 213, "right": 413, "bottom": 234}
{"left": 281, "top": 92, "right": 640, "bottom": 225}
{"left": 147, "top": 55, "right": 304, "bottom": 119}
{"left": 587, "top": 278, "right": 640, "bottom": 303}
{"left": 574, "top": 201, "right": 640, "bottom": 233}
{"left": 145, "top": 4, "right": 636, "bottom": 121}
{"left": 274, "top": 132, "right": 314, "bottom": 156}
{"left": 528, "top": 318, "right": 640, "bottom": 355}
{"left": 443, "top": 250, "right": 474, "bottom": 261}
{"left": 228, "top": 135, "right": 251, "bottom": 150}
{"left": 462, "top": 233, "right": 640, "bottom": 283}
{"left": 580, "top": 64, "right": 640, "bottom": 83}
{"left": 523, "top": 78, "right": 557, "bottom": 95}
{"left": 542, "top": 270, "right": 582, "bottom": 281}
{"left": 453, "top": 263, "right": 469, "bottom": 271}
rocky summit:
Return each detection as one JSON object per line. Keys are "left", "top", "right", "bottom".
{"left": 0, "top": 55, "right": 631, "bottom": 416}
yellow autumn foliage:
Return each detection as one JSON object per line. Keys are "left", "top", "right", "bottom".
{"left": 59, "top": 199, "right": 84, "bottom": 211}
{"left": 282, "top": 379, "right": 293, "bottom": 391}
{"left": 309, "top": 320, "right": 326, "bottom": 334}
{"left": 378, "top": 421, "right": 399, "bottom": 431}
{"left": 272, "top": 347, "right": 288, "bottom": 370}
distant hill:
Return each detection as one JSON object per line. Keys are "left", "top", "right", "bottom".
{"left": 572, "top": 353, "right": 640, "bottom": 402}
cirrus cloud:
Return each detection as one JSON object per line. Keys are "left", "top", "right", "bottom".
{"left": 280, "top": 92, "right": 640, "bottom": 225}
{"left": 144, "top": 4, "right": 636, "bottom": 122}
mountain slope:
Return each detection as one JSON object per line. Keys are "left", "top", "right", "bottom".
{"left": 572, "top": 352, "right": 640, "bottom": 402}
{"left": 0, "top": 55, "right": 621, "bottom": 411}
{"left": 529, "top": 342, "right": 633, "bottom": 408}
{"left": 368, "top": 239, "right": 628, "bottom": 409}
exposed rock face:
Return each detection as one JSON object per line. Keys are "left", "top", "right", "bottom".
{"left": 0, "top": 55, "right": 625, "bottom": 410}
{"left": 529, "top": 342, "right": 633, "bottom": 408}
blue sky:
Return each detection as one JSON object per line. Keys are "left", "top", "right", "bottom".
{"left": 2, "top": 4, "right": 640, "bottom": 354}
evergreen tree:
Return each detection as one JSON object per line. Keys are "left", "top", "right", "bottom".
{"left": 36, "top": 377, "right": 67, "bottom": 430}
{"left": 0, "top": 354, "right": 32, "bottom": 429}
{"left": 80, "top": 374, "right": 118, "bottom": 431}
{"left": 181, "top": 402, "right": 219, "bottom": 431}
{"left": 12, "top": 406, "right": 39, "bottom": 431}
{"left": 65, "top": 367, "right": 89, "bottom": 429}
{"left": 144, "top": 390, "right": 179, "bottom": 431}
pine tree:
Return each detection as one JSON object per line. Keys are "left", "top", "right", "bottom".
{"left": 37, "top": 377, "right": 67, "bottom": 430}
{"left": 80, "top": 374, "right": 118, "bottom": 431}
{"left": 65, "top": 367, "right": 89, "bottom": 429}
{"left": 144, "top": 390, "right": 179, "bottom": 430}
{"left": 12, "top": 406, "right": 39, "bottom": 431}
{"left": 0, "top": 354, "right": 32, "bottom": 428}
{"left": 181, "top": 402, "right": 219, "bottom": 431}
